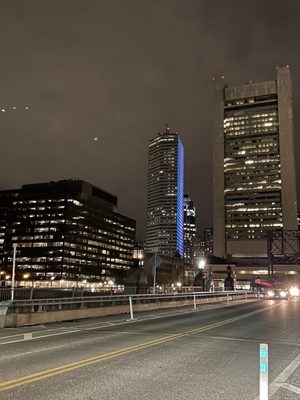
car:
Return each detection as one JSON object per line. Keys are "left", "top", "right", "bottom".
{"left": 267, "top": 288, "right": 289, "bottom": 300}
{"left": 289, "top": 287, "right": 299, "bottom": 298}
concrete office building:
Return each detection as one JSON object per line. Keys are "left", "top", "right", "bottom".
{"left": 146, "top": 126, "right": 184, "bottom": 257}
{"left": 213, "top": 66, "right": 297, "bottom": 258}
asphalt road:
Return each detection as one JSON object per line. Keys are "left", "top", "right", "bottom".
{"left": 0, "top": 298, "right": 299, "bottom": 400}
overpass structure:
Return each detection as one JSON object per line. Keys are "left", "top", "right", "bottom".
{"left": 204, "top": 231, "right": 300, "bottom": 288}
{"left": 267, "top": 230, "right": 300, "bottom": 275}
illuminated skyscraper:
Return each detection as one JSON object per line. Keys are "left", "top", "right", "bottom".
{"left": 183, "top": 194, "right": 196, "bottom": 267}
{"left": 213, "top": 66, "right": 297, "bottom": 258}
{"left": 146, "top": 126, "right": 184, "bottom": 257}
{"left": 203, "top": 228, "right": 214, "bottom": 256}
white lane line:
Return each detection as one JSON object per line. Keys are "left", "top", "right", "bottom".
{"left": 196, "top": 334, "right": 300, "bottom": 348}
{"left": 0, "top": 330, "right": 83, "bottom": 345}
{"left": 279, "top": 383, "right": 300, "bottom": 395}
{"left": 255, "top": 352, "right": 300, "bottom": 399}
{"left": 0, "top": 321, "right": 121, "bottom": 340}
{"left": 23, "top": 333, "right": 32, "bottom": 340}
{"left": 271, "top": 352, "right": 300, "bottom": 385}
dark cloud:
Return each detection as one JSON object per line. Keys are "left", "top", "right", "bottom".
{"left": 0, "top": 0, "right": 299, "bottom": 239}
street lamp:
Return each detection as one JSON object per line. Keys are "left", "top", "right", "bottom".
{"left": 198, "top": 258, "right": 206, "bottom": 270}
{"left": 176, "top": 282, "right": 182, "bottom": 292}
{"left": 23, "top": 273, "right": 30, "bottom": 287}
{"left": 108, "top": 279, "right": 114, "bottom": 295}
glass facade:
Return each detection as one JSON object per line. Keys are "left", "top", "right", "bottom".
{"left": 146, "top": 129, "right": 184, "bottom": 257}
{"left": 0, "top": 180, "right": 136, "bottom": 283}
{"left": 224, "top": 96, "right": 282, "bottom": 241}
{"left": 183, "top": 194, "right": 196, "bottom": 267}
{"left": 177, "top": 138, "right": 184, "bottom": 256}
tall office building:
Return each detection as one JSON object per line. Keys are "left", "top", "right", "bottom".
{"left": 146, "top": 126, "right": 184, "bottom": 257}
{"left": 203, "top": 228, "right": 214, "bottom": 256}
{"left": 213, "top": 66, "right": 297, "bottom": 258}
{"left": 183, "top": 194, "right": 196, "bottom": 267}
{"left": 0, "top": 180, "right": 135, "bottom": 284}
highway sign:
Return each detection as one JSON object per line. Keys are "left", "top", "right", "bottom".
{"left": 150, "top": 253, "right": 162, "bottom": 269}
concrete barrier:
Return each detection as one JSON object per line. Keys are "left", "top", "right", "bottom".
{"left": 0, "top": 301, "right": 12, "bottom": 328}
{"left": 3, "top": 293, "right": 253, "bottom": 328}
{"left": 12, "top": 304, "right": 129, "bottom": 328}
{"left": 0, "top": 316, "right": 5, "bottom": 329}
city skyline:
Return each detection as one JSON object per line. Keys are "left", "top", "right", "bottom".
{"left": 1, "top": 1, "right": 300, "bottom": 240}
{"left": 1, "top": 4, "right": 300, "bottom": 400}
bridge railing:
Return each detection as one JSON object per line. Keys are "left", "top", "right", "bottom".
{"left": 4, "top": 290, "right": 254, "bottom": 314}
{"left": 0, "top": 286, "right": 225, "bottom": 302}
{"left": 0, "top": 287, "right": 122, "bottom": 301}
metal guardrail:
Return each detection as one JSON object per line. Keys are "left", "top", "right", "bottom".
{"left": 0, "top": 287, "right": 122, "bottom": 301}
{"left": 4, "top": 291, "right": 254, "bottom": 314}
{"left": 0, "top": 286, "right": 214, "bottom": 301}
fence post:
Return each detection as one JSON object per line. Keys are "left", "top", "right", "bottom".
{"left": 259, "top": 343, "right": 268, "bottom": 400}
{"left": 193, "top": 293, "right": 197, "bottom": 311}
{"left": 245, "top": 291, "right": 248, "bottom": 300}
{"left": 129, "top": 296, "right": 134, "bottom": 320}
{"left": 30, "top": 287, "right": 34, "bottom": 312}
{"left": 226, "top": 293, "right": 229, "bottom": 305}
{"left": 80, "top": 287, "right": 85, "bottom": 308}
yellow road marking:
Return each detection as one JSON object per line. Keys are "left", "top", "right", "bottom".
{"left": 0, "top": 303, "right": 282, "bottom": 391}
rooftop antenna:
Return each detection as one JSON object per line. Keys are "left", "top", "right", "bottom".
{"left": 165, "top": 122, "right": 170, "bottom": 133}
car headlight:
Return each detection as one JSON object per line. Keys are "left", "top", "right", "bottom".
{"left": 268, "top": 290, "right": 274, "bottom": 297}
{"left": 280, "top": 291, "right": 287, "bottom": 298}
{"left": 289, "top": 287, "right": 299, "bottom": 297}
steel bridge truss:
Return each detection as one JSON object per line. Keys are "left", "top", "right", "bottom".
{"left": 267, "top": 230, "right": 300, "bottom": 273}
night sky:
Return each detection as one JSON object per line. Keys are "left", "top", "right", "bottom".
{"left": 1, "top": 1, "right": 300, "bottom": 240}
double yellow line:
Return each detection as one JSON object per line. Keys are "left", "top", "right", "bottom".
{"left": 0, "top": 303, "right": 280, "bottom": 392}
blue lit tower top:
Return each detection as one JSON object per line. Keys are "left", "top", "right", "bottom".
{"left": 146, "top": 125, "right": 184, "bottom": 257}
{"left": 177, "top": 136, "right": 184, "bottom": 256}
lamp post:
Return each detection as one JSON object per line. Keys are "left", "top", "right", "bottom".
{"left": 108, "top": 279, "right": 114, "bottom": 295}
{"left": 196, "top": 258, "right": 206, "bottom": 291}
{"left": 11, "top": 243, "right": 17, "bottom": 301}
{"left": 176, "top": 281, "right": 182, "bottom": 293}
{"left": 198, "top": 258, "right": 206, "bottom": 270}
